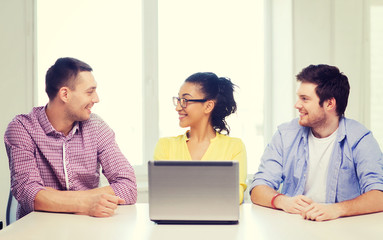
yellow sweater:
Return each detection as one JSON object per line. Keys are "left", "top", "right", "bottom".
{"left": 153, "top": 131, "right": 247, "bottom": 203}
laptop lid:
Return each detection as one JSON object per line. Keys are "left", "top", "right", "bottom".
{"left": 148, "top": 160, "right": 239, "bottom": 224}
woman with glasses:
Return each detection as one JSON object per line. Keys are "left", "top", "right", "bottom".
{"left": 154, "top": 72, "right": 247, "bottom": 203}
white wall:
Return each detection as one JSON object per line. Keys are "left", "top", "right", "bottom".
{"left": 0, "top": 0, "right": 34, "bottom": 226}
{"left": 293, "top": 0, "right": 366, "bottom": 122}
{"left": 265, "top": 0, "right": 294, "bottom": 142}
{"left": 0, "top": 0, "right": 373, "bottom": 226}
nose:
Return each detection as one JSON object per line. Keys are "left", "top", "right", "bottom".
{"left": 93, "top": 92, "right": 100, "bottom": 103}
{"left": 294, "top": 99, "right": 302, "bottom": 110}
{"left": 175, "top": 101, "right": 183, "bottom": 111}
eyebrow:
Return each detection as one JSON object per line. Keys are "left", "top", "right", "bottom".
{"left": 86, "top": 86, "right": 97, "bottom": 91}
{"left": 181, "top": 93, "right": 192, "bottom": 98}
{"left": 297, "top": 94, "right": 311, "bottom": 99}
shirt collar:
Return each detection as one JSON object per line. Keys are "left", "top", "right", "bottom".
{"left": 183, "top": 130, "right": 219, "bottom": 142}
{"left": 37, "top": 106, "right": 79, "bottom": 137}
{"left": 301, "top": 117, "right": 346, "bottom": 143}
{"left": 336, "top": 117, "right": 347, "bottom": 142}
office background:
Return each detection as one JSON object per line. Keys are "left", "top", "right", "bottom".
{"left": 1, "top": 0, "right": 382, "bottom": 226}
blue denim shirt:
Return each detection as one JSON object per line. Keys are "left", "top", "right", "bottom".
{"left": 250, "top": 117, "right": 383, "bottom": 203}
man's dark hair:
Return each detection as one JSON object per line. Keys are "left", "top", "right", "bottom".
{"left": 45, "top": 57, "right": 93, "bottom": 100}
{"left": 296, "top": 64, "right": 350, "bottom": 117}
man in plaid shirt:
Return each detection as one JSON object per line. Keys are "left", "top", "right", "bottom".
{"left": 4, "top": 57, "right": 137, "bottom": 219}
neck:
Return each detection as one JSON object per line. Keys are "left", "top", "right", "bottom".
{"left": 311, "top": 116, "right": 340, "bottom": 138}
{"left": 188, "top": 123, "right": 216, "bottom": 143}
{"left": 46, "top": 101, "right": 74, "bottom": 136}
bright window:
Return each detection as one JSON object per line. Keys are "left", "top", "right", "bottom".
{"left": 37, "top": 0, "right": 265, "bottom": 175}
{"left": 158, "top": 0, "right": 265, "bottom": 174}
{"left": 36, "top": 0, "right": 143, "bottom": 165}
{"left": 370, "top": 4, "right": 383, "bottom": 148}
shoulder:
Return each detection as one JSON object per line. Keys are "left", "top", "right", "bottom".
{"left": 79, "top": 114, "right": 117, "bottom": 143}
{"left": 341, "top": 118, "right": 371, "bottom": 144}
{"left": 6, "top": 107, "right": 43, "bottom": 132}
{"left": 277, "top": 118, "right": 303, "bottom": 132}
{"left": 266, "top": 118, "right": 308, "bottom": 148}
{"left": 156, "top": 134, "right": 185, "bottom": 146}
{"left": 216, "top": 133, "right": 245, "bottom": 148}
{"left": 217, "top": 133, "right": 243, "bottom": 143}
{"left": 276, "top": 118, "right": 307, "bottom": 137}
{"left": 81, "top": 113, "right": 111, "bottom": 132}
{"left": 83, "top": 113, "right": 105, "bottom": 125}
{"left": 342, "top": 118, "right": 368, "bottom": 133}
{"left": 154, "top": 135, "right": 185, "bottom": 159}
{"left": 4, "top": 107, "right": 43, "bottom": 144}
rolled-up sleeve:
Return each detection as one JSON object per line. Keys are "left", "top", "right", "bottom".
{"left": 354, "top": 132, "right": 383, "bottom": 193}
{"left": 249, "top": 130, "right": 284, "bottom": 194}
{"left": 4, "top": 119, "right": 46, "bottom": 215}
{"left": 97, "top": 120, "right": 137, "bottom": 204}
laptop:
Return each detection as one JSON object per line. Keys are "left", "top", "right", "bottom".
{"left": 148, "top": 160, "right": 239, "bottom": 224}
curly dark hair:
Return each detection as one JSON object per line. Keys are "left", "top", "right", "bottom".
{"left": 185, "top": 72, "right": 237, "bottom": 134}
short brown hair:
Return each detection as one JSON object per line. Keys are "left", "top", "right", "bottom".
{"left": 45, "top": 57, "right": 93, "bottom": 100}
{"left": 296, "top": 64, "right": 350, "bottom": 117}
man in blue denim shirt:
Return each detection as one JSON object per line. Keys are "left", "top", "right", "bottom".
{"left": 250, "top": 64, "right": 383, "bottom": 221}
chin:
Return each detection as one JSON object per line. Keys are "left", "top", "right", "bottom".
{"left": 179, "top": 122, "right": 189, "bottom": 128}
{"left": 79, "top": 114, "right": 91, "bottom": 122}
{"left": 298, "top": 119, "right": 309, "bottom": 127}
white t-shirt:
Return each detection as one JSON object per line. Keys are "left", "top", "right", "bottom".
{"left": 303, "top": 128, "right": 338, "bottom": 203}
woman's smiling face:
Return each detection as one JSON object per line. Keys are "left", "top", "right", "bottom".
{"left": 175, "top": 82, "right": 209, "bottom": 128}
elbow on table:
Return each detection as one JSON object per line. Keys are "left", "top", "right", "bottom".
{"left": 249, "top": 185, "right": 266, "bottom": 205}
{"left": 121, "top": 187, "right": 138, "bottom": 205}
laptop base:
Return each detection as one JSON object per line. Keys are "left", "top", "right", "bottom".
{"left": 152, "top": 219, "right": 239, "bottom": 225}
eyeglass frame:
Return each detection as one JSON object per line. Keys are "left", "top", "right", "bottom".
{"left": 172, "top": 96, "right": 208, "bottom": 108}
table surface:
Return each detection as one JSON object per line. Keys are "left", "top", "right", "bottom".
{"left": 1, "top": 203, "right": 383, "bottom": 240}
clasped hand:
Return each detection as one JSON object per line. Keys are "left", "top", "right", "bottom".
{"left": 278, "top": 195, "right": 341, "bottom": 221}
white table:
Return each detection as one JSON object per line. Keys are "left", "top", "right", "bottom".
{"left": 1, "top": 203, "right": 382, "bottom": 240}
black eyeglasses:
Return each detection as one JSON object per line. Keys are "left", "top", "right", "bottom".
{"left": 173, "top": 97, "right": 207, "bottom": 108}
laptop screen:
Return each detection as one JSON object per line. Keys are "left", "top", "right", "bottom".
{"left": 148, "top": 160, "right": 239, "bottom": 224}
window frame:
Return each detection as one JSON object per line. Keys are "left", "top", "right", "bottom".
{"left": 364, "top": 0, "right": 383, "bottom": 145}
{"left": 31, "top": 0, "right": 293, "bottom": 195}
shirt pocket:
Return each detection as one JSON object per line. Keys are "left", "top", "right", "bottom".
{"left": 337, "top": 155, "right": 360, "bottom": 202}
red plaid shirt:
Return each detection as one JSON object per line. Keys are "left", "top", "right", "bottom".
{"left": 4, "top": 106, "right": 137, "bottom": 219}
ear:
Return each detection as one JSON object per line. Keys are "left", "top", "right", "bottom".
{"left": 204, "top": 100, "right": 215, "bottom": 114}
{"left": 58, "top": 87, "right": 70, "bottom": 103}
{"left": 325, "top": 97, "right": 336, "bottom": 112}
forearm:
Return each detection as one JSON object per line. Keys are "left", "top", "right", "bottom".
{"left": 250, "top": 185, "right": 279, "bottom": 208}
{"left": 336, "top": 190, "right": 383, "bottom": 217}
{"left": 109, "top": 180, "right": 137, "bottom": 204}
{"left": 34, "top": 186, "right": 115, "bottom": 214}
{"left": 300, "top": 190, "right": 383, "bottom": 221}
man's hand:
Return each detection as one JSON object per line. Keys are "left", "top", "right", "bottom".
{"left": 35, "top": 186, "right": 126, "bottom": 217}
{"left": 272, "top": 194, "right": 341, "bottom": 221}
{"left": 301, "top": 203, "right": 342, "bottom": 221}
{"left": 80, "top": 194, "right": 126, "bottom": 217}
{"left": 276, "top": 195, "right": 314, "bottom": 214}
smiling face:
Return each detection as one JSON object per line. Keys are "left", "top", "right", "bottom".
{"left": 176, "top": 82, "right": 211, "bottom": 128}
{"left": 294, "top": 82, "right": 327, "bottom": 128}
{"left": 65, "top": 71, "right": 99, "bottom": 122}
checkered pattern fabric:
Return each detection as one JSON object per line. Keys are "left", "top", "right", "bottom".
{"left": 4, "top": 106, "right": 137, "bottom": 219}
